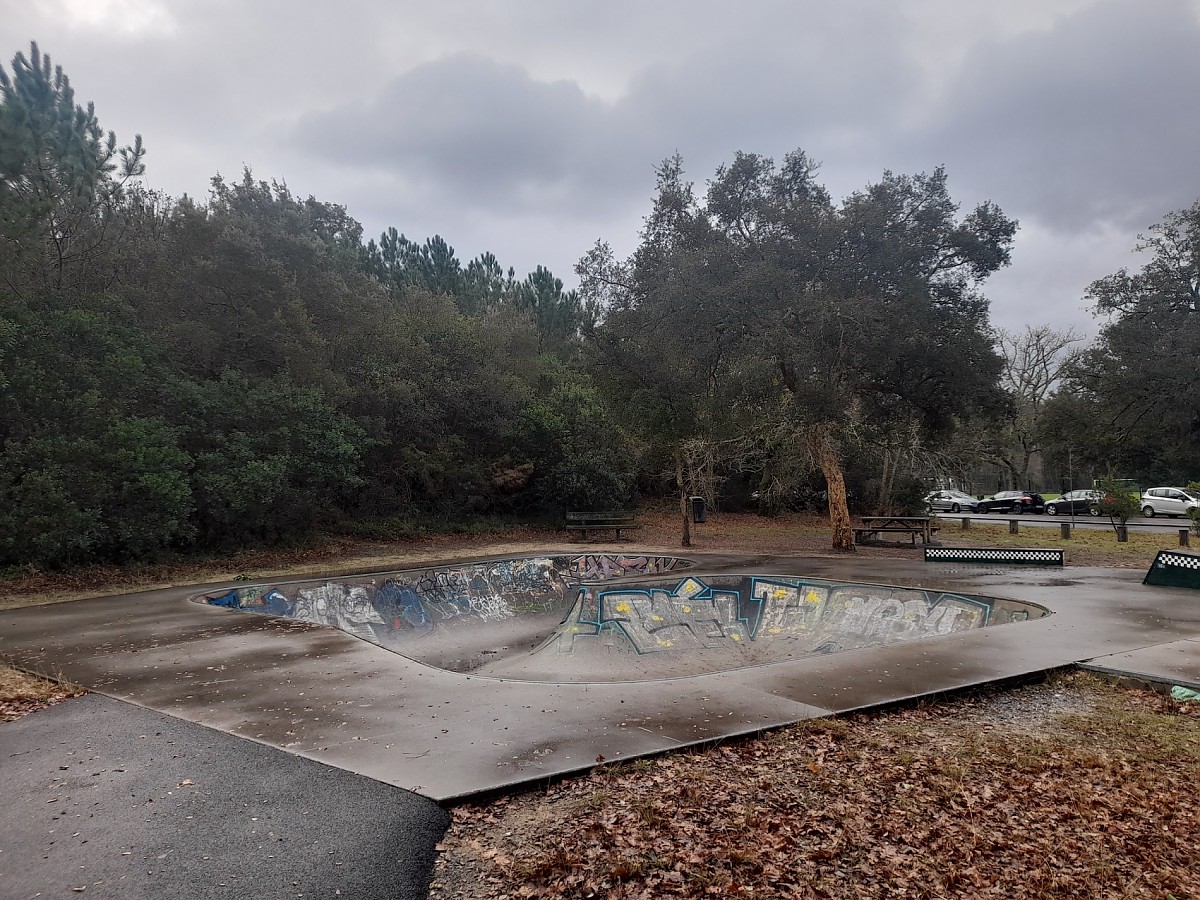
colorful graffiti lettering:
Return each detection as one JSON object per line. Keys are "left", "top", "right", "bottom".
{"left": 565, "top": 554, "right": 688, "bottom": 581}
{"left": 551, "top": 575, "right": 1028, "bottom": 657}
{"left": 199, "top": 555, "right": 695, "bottom": 647}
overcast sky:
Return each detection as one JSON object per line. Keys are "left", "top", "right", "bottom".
{"left": 7, "top": 0, "right": 1200, "bottom": 336}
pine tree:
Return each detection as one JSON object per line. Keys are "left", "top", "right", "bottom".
{"left": 0, "top": 41, "right": 145, "bottom": 295}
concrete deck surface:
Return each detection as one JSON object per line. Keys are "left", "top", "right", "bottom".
{"left": 2, "top": 552, "right": 1199, "bottom": 803}
{"left": 1082, "top": 637, "right": 1200, "bottom": 690}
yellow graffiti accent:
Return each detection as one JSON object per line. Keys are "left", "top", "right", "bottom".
{"left": 768, "top": 626, "right": 782, "bottom": 635}
{"left": 656, "top": 638, "right": 674, "bottom": 647}
{"left": 772, "top": 588, "right": 788, "bottom": 600}
{"left": 615, "top": 601, "right": 631, "bottom": 613}
{"left": 731, "top": 633, "right": 741, "bottom": 641}
{"left": 682, "top": 604, "right": 692, "bottom": 613}
{"left": 651, "top": 614, "right": 664, "bottom": 622}
{"left": 805, "top": 589, "right": 822, "bottom": 604}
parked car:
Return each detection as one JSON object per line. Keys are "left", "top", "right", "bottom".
{"left": 1044, "top": 489, "right": 1103, "bottom": 516}
{"left": 924, "top": 490, "right": 980, "bottom": 514}
{"left": 1139, "top": 487, "right": 1200, "bottom": 518}
{"left": 977, "top": 490, "right": 1046, "bottom": 514}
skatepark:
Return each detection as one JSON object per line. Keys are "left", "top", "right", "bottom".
{"left": 3, "top": 546, "right": 1200, "bottom": 897}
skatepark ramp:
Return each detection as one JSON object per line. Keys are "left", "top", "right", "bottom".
{"left": 195, "top": 554, "right": 692, "bottom": 672}
{"left": 197, "top": 556, "right": 1047, "bottom": 682}
{"left": 475, "top": 571, "right": 1050, "bottom": 681}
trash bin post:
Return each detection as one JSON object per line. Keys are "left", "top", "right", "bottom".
{"left": 690, "top": 496, "right": 706, "bottom": 524}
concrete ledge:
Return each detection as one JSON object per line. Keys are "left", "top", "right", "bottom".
{"left": 1079, "top": 666, "right": 1200, "bottom": 695}
{"left": 925, "top": 546, "right": 1064, "bottom": 566}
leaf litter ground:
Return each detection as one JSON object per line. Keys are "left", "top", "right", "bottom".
{"left": 431, "top": 673, "right": 1200, "bottom": 899}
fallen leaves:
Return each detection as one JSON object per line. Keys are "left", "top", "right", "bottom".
{"left": 0, "top": 665, "right": 84, "bottom": 721}
{"left": 431, "top": 674, "right": 1200, "bottom": 899}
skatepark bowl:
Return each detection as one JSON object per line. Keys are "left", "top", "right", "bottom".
{"left": 195, "top": 553, "right": 1050, "bottom": 683}
{"left": 11, "top": 549, "right": 1197, "bottom": 802}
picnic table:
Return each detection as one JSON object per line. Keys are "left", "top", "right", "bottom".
{"left": 853, "top": 516, "right": 940, "bottom": 546}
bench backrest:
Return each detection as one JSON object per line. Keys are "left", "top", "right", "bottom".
{"left": 566, "top": 511, "right": 637, "bottom": 524}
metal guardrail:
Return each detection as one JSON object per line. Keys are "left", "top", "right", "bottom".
{"left": 925, "top": 546, "right": 1064, "bottom": 566}
{"left": 1143, "top": 550, "right": 1200, "bottom": 589}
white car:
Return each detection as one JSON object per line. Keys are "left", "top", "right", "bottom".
{"left": 1139, "top": 487, "right": 1200, "bottom": 518}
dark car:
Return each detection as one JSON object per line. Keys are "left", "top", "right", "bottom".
{"left": 977, "top": 490, "right": 1045, "bottom": 514}
{"left": 1044, "top": 489, "right": 1103, "bottom": 516}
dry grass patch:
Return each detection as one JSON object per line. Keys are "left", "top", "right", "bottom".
{"left": 432, "top": 673, "right": 1200, "bottom": 899}
{"left": 0, "top": 664, "right": 83, "bottom": 721}
{"left": 931, "top": 517, "right": 1183, "bottom": 566}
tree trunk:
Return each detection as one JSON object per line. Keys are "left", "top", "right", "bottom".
{"left": 878, "top": 447, "right": 894, "bottom": 514}
{"left": 806, "top": 422, "right": 855, "bottom": 551}
{"left": 675, "top": 447, "right": 691, "bottom": 547}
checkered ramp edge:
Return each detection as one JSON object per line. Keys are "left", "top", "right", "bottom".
{"left": 1143, "top": 550, "right": 1200, "bottom": 589}
{"left": 924, "top": 546, "right": 1064, "bottom": 566}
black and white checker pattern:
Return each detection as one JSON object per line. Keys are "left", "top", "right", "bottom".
{"left": 924, "top": 547, "right": 1064, "bottom": 566}
{"left": 1153, "top": 551, "right": 1200, "bottom": 570}
{"left": 1144, "top": 550, "right": 1200, "bottom": 589}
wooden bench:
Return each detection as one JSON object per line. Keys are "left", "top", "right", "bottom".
{"left": 566, "top": 511, "right": 641, "bottom": 541}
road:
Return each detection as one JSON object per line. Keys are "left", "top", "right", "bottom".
{"left": 951, "top": 511, "right": 1191, "bottom": 534}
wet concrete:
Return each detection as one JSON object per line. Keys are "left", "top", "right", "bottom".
{"left": 3, "top": 553, "right": 1199, "bottom": 801}
{"left": 1081, "top": 638, "right": 1200, "bottom": 691}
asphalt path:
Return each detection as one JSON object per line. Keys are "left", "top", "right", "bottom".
{"left": 1, "top": 694, "right": 450, "bottom": 900}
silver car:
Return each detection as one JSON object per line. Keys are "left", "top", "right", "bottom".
{"left": 1139, "top": 487, "right": 1200, "bottom": 518}
{"left": 924, "top": 490, "right": 980, "bottom": 514}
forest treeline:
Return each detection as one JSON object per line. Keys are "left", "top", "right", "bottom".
{"left": 3, "top": 43, "right": 1198, "bottom": 566}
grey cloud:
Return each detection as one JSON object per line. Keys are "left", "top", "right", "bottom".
{"left": 296, "top": 54, "right": 634, "bottom": 214}
{"left": 10, "top": 0, "right": 1197, "bottom": 334}
{"left": 920, "top": 0, "right": 1200, "bottom": 233}
{"left": 293, "top": 3, "right": 923, "bottom": 228}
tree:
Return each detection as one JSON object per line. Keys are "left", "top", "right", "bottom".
{"left": 991, "top": 324, "right": 1083, "bottom": 486}
{"left": 513, "top": 265, "right": 589, "bottom": 355}
{"left": 581, "top": 155, "right": 746, "bottom": 544}
{"left": 1063, "top": 201, "right": 1200, "bottom": 482}
{"left": 584, "top": 152, "right": 1015, "bottom": 549}
{"left": 363, "top": 229, "right": 469, "bottom": 303}
{"left": 517, "top": 367, "right": 635, "bottom": 513}
{"left": 0, "top": 416, "right": 194, "bottom": 566}
{"left": 0, "top": 41, "right": 145, "bottom": 296}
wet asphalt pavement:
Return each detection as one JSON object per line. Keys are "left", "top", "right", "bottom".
{"left": 0, "top": 693, "right": 449, "bottom": 900}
